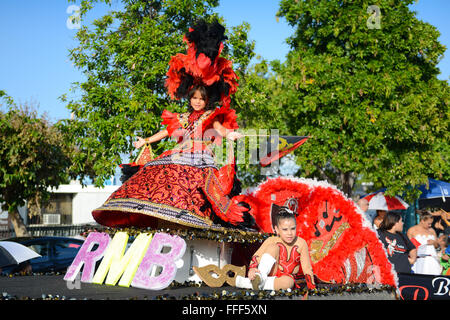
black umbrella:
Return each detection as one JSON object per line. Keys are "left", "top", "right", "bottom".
{"left": 418, "top": 178, "right": 450, "bottom": 211}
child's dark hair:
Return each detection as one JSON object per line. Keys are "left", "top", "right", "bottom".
{"left": 273, "top": 207, "right": 297, "bottom": 226}
{"left": 187, "top": 85, "right": 215, "bottom": 111}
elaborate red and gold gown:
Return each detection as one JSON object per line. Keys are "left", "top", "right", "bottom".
{"left": 92, "top": 106, "right": 247, "bottom": 231}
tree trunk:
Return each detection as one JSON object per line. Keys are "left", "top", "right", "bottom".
{"left": 9, "top": 210, "right": 30, "bottom": 237}
{"left": 340, "top": 171, "right": 356, "bottom": 198}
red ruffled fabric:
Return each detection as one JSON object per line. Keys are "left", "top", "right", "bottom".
{"left": 165, "top": 36, "right": 239, "bottom": 106}
{"left": 161, "top": 107, "right": 239, "bottom": 145}
{"left": 161, "top": 109, "right": 183, "bottom": 137}
{"left": 214, "top": 163, "right": 236, "bottom": 197}
{"left": 205, "top": 106, "right": 238, "bottom": 146}
{"left": 239, "top": 177, "right": 397, "bottom": 286}
{"left": 203, "top": 105, "right": 239, "bottom": 131}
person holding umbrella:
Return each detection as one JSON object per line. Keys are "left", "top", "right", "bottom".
{"left": 361, "top": 191, "right": 409, "bottom": 229}
{"left": 0, "top": 241, "right": 40, "bottom": 275}
{"left": 356, "top": 197, "right": 375, "bottom": 223}
{"left": 429, "top": 209, "right": 450, "bottom": 237}
{"left": 373, "top": 210, "right": 387, "bottom": 229}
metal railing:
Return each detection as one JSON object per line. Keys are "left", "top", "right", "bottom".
{"left": 0, "top": 228, "right": 14, "bottom": 240}
{"left": 0, "top": 224, "right": 98, "bottom": 239}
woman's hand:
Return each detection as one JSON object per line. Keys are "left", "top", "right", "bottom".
{"left": 226, "top": 131, "right": 244, "bottom": 141}
{"left": 213, "top": 121, "right": 244, "bottom": 141}
{"left": 133, "top": 130, "right": 169, "bottom": 149}
{"left": 133, "top": 136, "right": 147, "bottom": 149}
{"left": 408, "top": 249, "right": 417, "bottom": 265}
{"left": 247, "top": 268, "right": 258, "bottom": 281}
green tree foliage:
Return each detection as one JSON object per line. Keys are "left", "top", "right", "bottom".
{"left": 231, "top": 59, "right": 291, "bottom": 188}
{"left": 265, "top": 0, "right": 450, "bottom": 199}
{"left": 0, "top": 93, "right": 74, "bottom": 236}
{"left": 61, "top": 0, "right": 255, "bottom": 186}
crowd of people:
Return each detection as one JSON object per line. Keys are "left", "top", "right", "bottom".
{"left": 357, "top": 198, "right": 450, "bottom": 276}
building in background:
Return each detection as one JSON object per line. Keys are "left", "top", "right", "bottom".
{"left": 39, "top": 180, "right": 120, "bottom": 226}
{"left": 0, "top": 175, "right": 121, "bottom": 239}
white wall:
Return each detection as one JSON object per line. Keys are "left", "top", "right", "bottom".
{"left": 50, "top": 183, "right": 120, "bottom": 225}
{"left": 72, "top": 189, "right": 118, "bottom": 224}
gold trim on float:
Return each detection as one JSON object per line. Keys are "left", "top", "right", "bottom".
{"left": 94, "top": 198, "right": 228, "bottom": 231}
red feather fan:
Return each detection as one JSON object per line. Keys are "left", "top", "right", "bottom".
{"left": 240, "top": 177, "right": 397, "bottom": 286}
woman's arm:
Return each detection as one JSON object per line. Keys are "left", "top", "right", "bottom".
{"left": 298, "top": 238, "right": 315, "bottom": 283}
{"left": 133, "top": 129, "right": 169, "bottom": 149}
{"left": 406, "top": 227, "right": 415, "bottom": 239}
{"left": 408, "top": 248, "right": 417, "bottom": 265}
{"left": 213, "top": 120, "right": 243, "bottom": 141}
{"left": 247, "top": 237, "right": 277, "bottom": 280}
{"left": 424, "top": 228, "right": 439, "bottom": 248}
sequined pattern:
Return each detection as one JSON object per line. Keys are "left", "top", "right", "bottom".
{"left": 144, "top": 152, "right": 217, "bottom": 169}
{"left": 110, "top": 163, "right": 211, "bottom": 217}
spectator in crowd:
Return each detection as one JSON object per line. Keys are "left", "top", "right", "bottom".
{"left": 357, "top": 198, "right": 369, "bottom": 213}
{"left": 373, "top": 210, "right": 387, "bottom": 229}
{"left": 430, "top": 209, "right": 448, "bottom": 237}
{"left": 356, "top": 198, "right": 374, "bottom": 223}
{"left": 437, "top": 234, "right": 450, "bottom": 275}
{"left": 407, "top": 210, "right": 442, "bottom": 275}
{"left": 11, "top": 261, "right": 32, "bottom": 275}
{"left": 444, "top": 211, "right": 450, "bottom": 235}
{"left": 378, "top": 211, "right": 417, "bottom": 274}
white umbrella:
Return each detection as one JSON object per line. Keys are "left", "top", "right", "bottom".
{"left": 363, "top": 192, "right": 409, "bottom": 211}
{"left": 0, "top": 241, "right": 41, "bottom": 268}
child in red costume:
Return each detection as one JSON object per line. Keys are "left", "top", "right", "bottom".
{"left": 92, "top": 20, "right": 254, "bottom": 231}
{"left": 92, "top": 86, "right": 248, "bottom": 230}
{"left": 235, "top": 206, "right": 316, "bottom": 290}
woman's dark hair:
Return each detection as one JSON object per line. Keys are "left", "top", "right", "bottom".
{"left": 187, "top": 85, "right": 215, "bottom": 111}
{"left": 379, "top": 211, "right": 402, "bottom": 231}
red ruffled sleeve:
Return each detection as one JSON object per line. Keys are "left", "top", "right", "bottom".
{"left": 161, "top": 109, "right": 181, "bottom": 137}
{"left": 202, "top": 106, "right": 239, "bottom": 145}
{"left": 202, "top": 106, "right": 239, "bottom": 131}
{"left": 217, "top": 105, "right": 239, "bottom": 131}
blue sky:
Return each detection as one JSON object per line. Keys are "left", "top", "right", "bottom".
{"left": 0, "top": 0, "right": 448, "bottom": 123}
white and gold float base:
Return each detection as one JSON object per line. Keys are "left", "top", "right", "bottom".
{"left": 175, "top": 239, "right": 234, "bottom": 284}
{"left": 63, "top": 228, "right": 264, "bottom": 291}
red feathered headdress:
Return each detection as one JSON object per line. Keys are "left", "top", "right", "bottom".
{"left": 165, "top": 19, "right": 239, "bottom": 108}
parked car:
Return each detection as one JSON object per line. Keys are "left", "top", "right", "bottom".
{"left": 1, "top": 236, "right": 84, "bottom": 274}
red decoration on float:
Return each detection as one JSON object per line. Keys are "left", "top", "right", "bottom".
{"left": 240, "top": 177, "right": 397, "bottom": 286}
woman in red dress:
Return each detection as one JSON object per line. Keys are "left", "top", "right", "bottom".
{"left": 92, "top": 20, "right": 255, "bottom": 231}
{"left": 92, "top": 85, "right": 250, "bottom": 230}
